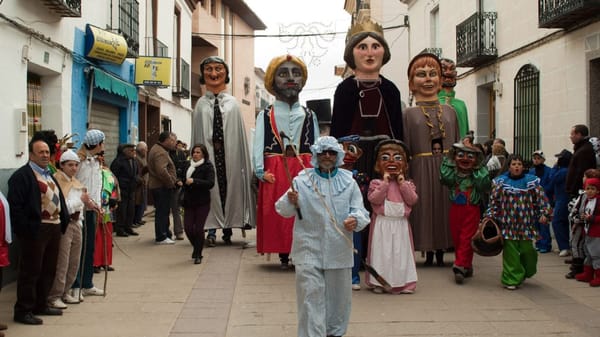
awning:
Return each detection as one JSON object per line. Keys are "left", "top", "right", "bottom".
{"left": 92, "top": 68, "right": 138, "bottom": 102}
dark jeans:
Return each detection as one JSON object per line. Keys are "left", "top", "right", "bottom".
{"left": 73, "top": 211, "right": 97, "bottom": 289}
{"left": 184, "top": 204, "right": 210, "bottom": 255}
{"left": 152, "top": 187, "right": 173, "bottom": 241}
{"left": 14, "top": 223, "right": 61, "bottom": 316}
{"left": 207, "top": 228, "right": 233, "bottom": 239}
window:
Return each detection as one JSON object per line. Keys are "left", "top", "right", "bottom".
{"left": 513, "top": 64, "right": 540, "bottom": 162}
{"left": 119, "top": 0, "right": 140, "bottom": 57}
{"left": 27, "top": 72, "right": 42, "bottom": 136}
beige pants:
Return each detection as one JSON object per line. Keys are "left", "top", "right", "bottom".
{"left": 48, "top": 220, "right": 82, "bottom": 301}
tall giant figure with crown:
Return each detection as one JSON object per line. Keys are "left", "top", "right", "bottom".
{"left": 330, "top": 19, "right": 403, "bottom": 290}
{"left": 252, "top": 55, "right": 319, "bottom": 269}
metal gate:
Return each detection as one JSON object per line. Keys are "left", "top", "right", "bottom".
{"left": 513, "top": 64, "right": 540, "bottom": 164}
{"left": 89, "top": 102, "right": 120, "bottom": 163}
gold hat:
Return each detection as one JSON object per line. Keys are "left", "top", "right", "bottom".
{"left": 344, "top": 20, "right": 390, "bottom": 69}
{"left": 264, "top": 54, "right": 308, "bottom": 97}
{"left": 347, "top": 20, "right": 384, "bottom": 41}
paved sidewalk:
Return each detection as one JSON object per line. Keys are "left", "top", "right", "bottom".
{"left": 0, "top": 211, "right": 599, "bottom": 337}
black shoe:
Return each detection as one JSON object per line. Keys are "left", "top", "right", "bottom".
{"left": 565, "top": 270, "right": 577, "bottom": 279}
{"left": 33, "top": 307, "right": 63, "bottom": 316}
{"left": 106, "top": 265, "right": 115, "bottom": 271}
{"left": 93, "top": 267, "right": 101, "bottom": 274}
{"left": 131, "top": 223, "right": 141, "bottom": 228}
{"left": 424, "top": 251, "right": 434, "bottom": 266}
{"left": 14, "top": 312, "right": 43, "bottom": 325}
{"left": 194, "top": 256, "right": 203, "bottom": 264}
{"left": 453, "top": 267, "right": 465, "bottom": 284}
{"left": 116, "top": 230, "right": 129, "bottom": 237}
{"left": 125, "top": 228, "right": 139, "bottom": 236}
{"left": 435, "top": 250, "right": 445, "bottom": 267}
{"left": 223, "top": 236, "right": 232, "bottom": 245}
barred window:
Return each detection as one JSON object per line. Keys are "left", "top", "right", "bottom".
{"left": 119, "top": 0, "right": 139, "bottom": 57}
{"left": 513, "top": 64, "right": 540, "bottom": 164}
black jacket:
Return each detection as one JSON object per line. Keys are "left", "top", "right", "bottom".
{"left": 110, "top": 153, "right": 139, "bottom": 195}
{"left": 8, "top": 164, "right": 69, "bottom": 237}
{"left": 180, "top": 160, "right": 215, "bottom": 208}
{"left": 566, "top": 138, "right": 597, "bottom": 196}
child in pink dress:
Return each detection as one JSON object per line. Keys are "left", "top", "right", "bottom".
{"left": 366, "top": 139, "right": 419, "bottom": 294}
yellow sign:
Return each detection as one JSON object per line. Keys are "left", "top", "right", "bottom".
{"left": 135, "top": 57, "right": 171, "bottom": 87}
{"left": 85, "top": 25, "right": 128, "bottom": 64}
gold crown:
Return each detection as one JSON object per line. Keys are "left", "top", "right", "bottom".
{"left": 347, "top": 20, "right": 384, "bottom": 40}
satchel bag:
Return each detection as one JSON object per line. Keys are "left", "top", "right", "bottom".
{"left": 471, "top": 217, "right": 504, "bottom": 256}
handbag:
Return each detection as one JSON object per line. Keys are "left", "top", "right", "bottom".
{"left": 471, "top": 217, "right": 504, "bottom": 256}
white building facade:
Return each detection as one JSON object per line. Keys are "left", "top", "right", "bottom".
{"left": 0, "top": 0, "right": 197, "bottom": 187}
{"left": 399, "top": 0, "right": 600, "bottom": 163}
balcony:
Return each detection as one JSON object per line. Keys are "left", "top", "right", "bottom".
{"left": 420, "top": 48, "right": 442, "bottom": 59}
{"left": 456, "top": 12, "right": 497, "bottom": 68}
{"left": 539, "top": 0, "right": 600, "bottom": 29}
{"left": 40, "top": 0, "right": 81, "bottom": 17}
{"left": 172, "top": 59, "right": 190, "bottom": 99}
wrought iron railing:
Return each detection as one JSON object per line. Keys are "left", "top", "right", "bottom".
{"left": 538, "top": 0, "right": 600, "bottom": 28}
{"left": 456, "top": 12, "right": 497, "bottom": 68}
{"left": 420, "top": 48, "right": 442, "bottom": 58}
{"left": 40, "top": 0, "right": 81, "bottom": 17}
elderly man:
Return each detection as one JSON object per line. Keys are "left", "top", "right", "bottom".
{"left": 191, "top": 56, "right": 255, "bottom": 246}
{"left": 253, "top": 54, "right": 319, "bottom": 268}
{"left": 275, "top": 136, "right": 370, "bottom": 337}
{"left": 9, "top": 139, "right": 70, "bottom": 324}
{"left": 148, "top": 131, "right": 180, "bottom": 244}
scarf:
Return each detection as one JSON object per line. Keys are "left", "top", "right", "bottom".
{"left": 186, "top": 159, "right": 205, "bottom": 179}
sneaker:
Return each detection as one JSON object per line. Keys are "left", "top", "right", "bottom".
{"left": 48, "top": 298, "right": 67, "bottom": 309}
{"left": 559, "top": 249, "right": 571, "bottom": 257}
{"left": 400, "top": 289, "right": 415, "bottom": 294}
{"left": 207, "top": 237, "right": 216, "bottom": 247}
{"left": 62, "top": 293, "right": 80, "bottom": 304}
{"left": 352, "top": 283, "right": 361, "bottom": 291}
{"left": 155, "top": 238, "right": 175, "bottom": 245}
{"left": 372, "top": 286, "right": 384, "bottom": 294}
{"left": 82, "top": 287, "right": 104, "bottom": 296}
{"left": 503, "top": 285, "right": 517, "bottom": 290}
{"left": 70, "top": 288, "right": 84, "bottom": 302}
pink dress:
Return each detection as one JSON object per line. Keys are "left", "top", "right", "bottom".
{"left": 366, "top": 179, "right": 419, "bottom": 293}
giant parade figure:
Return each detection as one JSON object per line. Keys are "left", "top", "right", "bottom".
{"left": 253, "top": 55, "right": 319, "bottom": 269}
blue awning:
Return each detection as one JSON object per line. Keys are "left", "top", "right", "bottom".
{"left": 93, "top": 68, "right": 138, "bottom": 102}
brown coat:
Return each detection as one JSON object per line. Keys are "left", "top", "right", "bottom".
{"left": 147, "top": 143, "right": 176, "bottom": 189}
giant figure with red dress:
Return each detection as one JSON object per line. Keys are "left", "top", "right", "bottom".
{"left": 253, "top": 54, "right": 319, "bottom": 268}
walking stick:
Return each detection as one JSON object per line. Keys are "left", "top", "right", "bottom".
{"left": 279, "top": 132, "right": 392, "bottom": 292}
